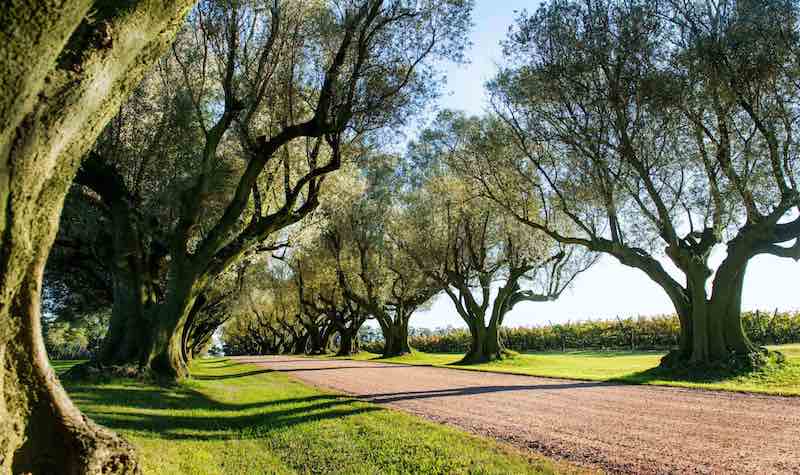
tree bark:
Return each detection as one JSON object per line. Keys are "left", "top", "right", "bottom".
{"left": 292, "top": 331, "right": 309, "bottom": 355}
{"left": 380, "top": 314, "right": 412, "bottom": 357}
{"left": 145, "top": 276, "right": 198, "bottom": 379}
{"left": 1, "top": 1, "right": 194, "bottom": 471}
{"left": 462, "top": 319, "right": 504, "bottom": 363}
{"left": 336, "top": 328, "right": 357, "bottom": 357}
{"left": 302, "top": 319, "right": 326, "bottom": 354}
{"left": 3, "top": 258, "right": 139, "bottom": 474}
{"left": 99, "top": 200, "right": 152, "bottom": 366}
{"left": 660, "top": 241, "right": 764, "bottom": 368}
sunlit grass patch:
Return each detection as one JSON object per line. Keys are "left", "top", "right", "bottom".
{"left": 57, "top": 359, "right": 580, "bottom": 475}
{"left": 340, "top": 344, "right": 800, "bottom": 396}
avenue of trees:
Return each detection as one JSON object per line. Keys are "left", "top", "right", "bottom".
{"left": 2, "top": 0, "right": 799, "bottom": 473}
{"left": 1, "top": 0, "right": 470, "bottom": 472}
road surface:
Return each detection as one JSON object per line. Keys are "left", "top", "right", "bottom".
{"left": 242, "top": 356, "right": 800, "bottom": 474}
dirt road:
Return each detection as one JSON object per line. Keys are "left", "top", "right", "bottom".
{"left": 243, "top": 356, "right": 800, "bottom": 474}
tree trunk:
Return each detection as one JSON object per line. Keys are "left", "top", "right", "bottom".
{"left": 2, "top": 261, "right": 140, "bottom": 474}
{"left": 292, "top": 331, "right": 309, "bottom": 355}
{"left": 320, "top": 321, "right": 336, "bottom": 353}
{"left": 462, "top": 319, "right": 504, "bottom": 364}
{"left": 381, "top": 315, "right": 412, "bottom": 357}
{"left": 660, "top": 244, "right": 765, "bottom": 369}
{"left": 336, "top": 329, "right": 356, "bottom": 357}
{"left": 714, "top": 254, "right": 757, "bottom": 354}
{"left": 1, "top": 2, "right": 194, "bottom": 469}
{"left": 145, "top": 273, "right": 199, "bottom": 379}
{"left": 99, "top": 201, "right": 152, "bottom": 366}
{"left": 303, "top": 321, "right": 326, "bottom": 354}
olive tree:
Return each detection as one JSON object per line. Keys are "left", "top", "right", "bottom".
{"left": 292, "top": 240, "right": 372, "bottom": 356}
{"left": 0, "top": 1, "right": 196, "bottom": 472}
{"left": 395, "top": 174, "right": 592, "bottom": 362}
{"left": 325, "top": 155, "right": 441, "bottom": 356}
{"left": 477, "top": 0, "right": 800, "bottom": 368}
{"left": 92, "top": 0, "right": 470, "bottom": 379}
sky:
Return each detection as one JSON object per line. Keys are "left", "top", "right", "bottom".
{"left": 397, "top": 0, "right": 800, "bottom": 330}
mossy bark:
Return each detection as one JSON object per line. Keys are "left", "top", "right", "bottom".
{"left": 3, "top": 254, "right": 140, "bottom": 474}
{"left": 292, "top": 332, "right": 309, "bottom": 355}
{"left": 145, "top": 275, "right": 198, "bottom": 379}
{"left": 0, "top": 1, "right": 194, "bottom": 471}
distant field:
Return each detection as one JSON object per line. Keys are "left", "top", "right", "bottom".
{"left": 340, "top": 344, "right": 800, "bottom": 396}
{"left": 56, "top": 359, "right": 582, "bottom": 475}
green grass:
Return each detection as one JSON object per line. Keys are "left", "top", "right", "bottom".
{"left": 52, "top": 359, "right": 87, "bottom": 374}
{"left": 57, "top": 359, "right": 582, "bottom": 475}
{"left": 339, "top": 344, "right": 800, "bottom": 396}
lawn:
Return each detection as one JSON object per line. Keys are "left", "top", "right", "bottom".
{"left": 57, "top": 359, "right": 583, "bottom": 475}
{"left": 340, "top": 344, "right": 800, "bottom": 396}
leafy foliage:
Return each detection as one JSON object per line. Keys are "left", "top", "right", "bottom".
{"left": 43, "top": 312, "right": 109, "bottom": 360}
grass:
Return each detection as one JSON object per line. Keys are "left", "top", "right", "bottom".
{"left": 56, "top": 359, "right": 584, "bottom": 475}
{"left": 52, "top": 360, "right": 87, "bottom": 374}
{"left": 337, "top": 344, "right": 800, "bottom": 396}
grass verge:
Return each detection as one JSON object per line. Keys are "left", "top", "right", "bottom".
{"left": 336, "top": 344, "right": 800, "bottom": 396}
{"left": 57, "top": 359, "right": 583, "bottom": 475}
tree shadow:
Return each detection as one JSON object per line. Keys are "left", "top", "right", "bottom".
{"left": 271, "top": 364, "right": 414, "bottom": 372}
{"left": 234, "top": 357, "right": 314, "bottom": 364}
{"left": 66, "top": 376, "right": 379, "bottom": 441}
{"left": 359, "top": 381, "right": 615, "bottom": 404}
{"left": 615, "top": 364, "right": 762, "bottom": 386}
{"left": 535, "top": 349, "right": 665, "bottom": 358}
{"left": 84, "top": 396, "right": 379, "bottom": 441}
{"left": 193, "top": 369, "right": 275, "bottom": 380}
{"left": 61, "top": 357, "right": 392, "bottom": 441}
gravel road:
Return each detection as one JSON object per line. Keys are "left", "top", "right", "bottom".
{"left": 242, "top": 356, "right": 800, "bottom": 474}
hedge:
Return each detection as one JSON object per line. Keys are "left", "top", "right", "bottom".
{"left": 400, "top": 310, "right": 800, "bottom": 354}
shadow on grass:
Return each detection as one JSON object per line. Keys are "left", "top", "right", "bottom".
{"left": 63, "top": 359, "right": 380, "bottom": 441}
{"left": 235, "top": 357, "right": 316, "bottom": 364}
{"left": 81, "top": 395, "right": 379, "bottom": 441}
{"left": 529, "top": 349, "right": 665, "bottom": 358}
{"left": 271, "top": 365, "right": 416, "bottom": 373}
{"left": 613, "top": 364, "right": 761, "bottom": 386}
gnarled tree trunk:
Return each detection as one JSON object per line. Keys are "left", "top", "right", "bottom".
{"left": 99, "top": 200, "right": 154, "bottom": 366}
{"left": 3, "top": 255, "right": 139, "bottom": 474}
{"left": 659, "top": 238, "right": 767, "bottom": 368}
{"left": 145, "top": 276, "right": 199, "bottom": 379}
{"left": 301, "top": 318, "right": 326, "bottom": 354}
{"left": 462, "top": 319, "right": 504, "bottom": 363}
{"left": 379, "top": 314, "right": 413, "bottom": 357}
{"left": 1, "top": 2, "right": 193, "bottom": 470}
{"left": 335, "top": 328, "right": 358, "bottom": 357}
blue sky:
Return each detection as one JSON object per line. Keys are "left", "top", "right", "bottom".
{"left": 401, "top": 0, "right": 800, "bottom": 330}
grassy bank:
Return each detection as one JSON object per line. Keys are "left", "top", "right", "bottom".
{"left": 57, "top": 359, "right": 580, "bottom": 475}
{"left": 339, "top": 344, "right": 800, "bottom": 396}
